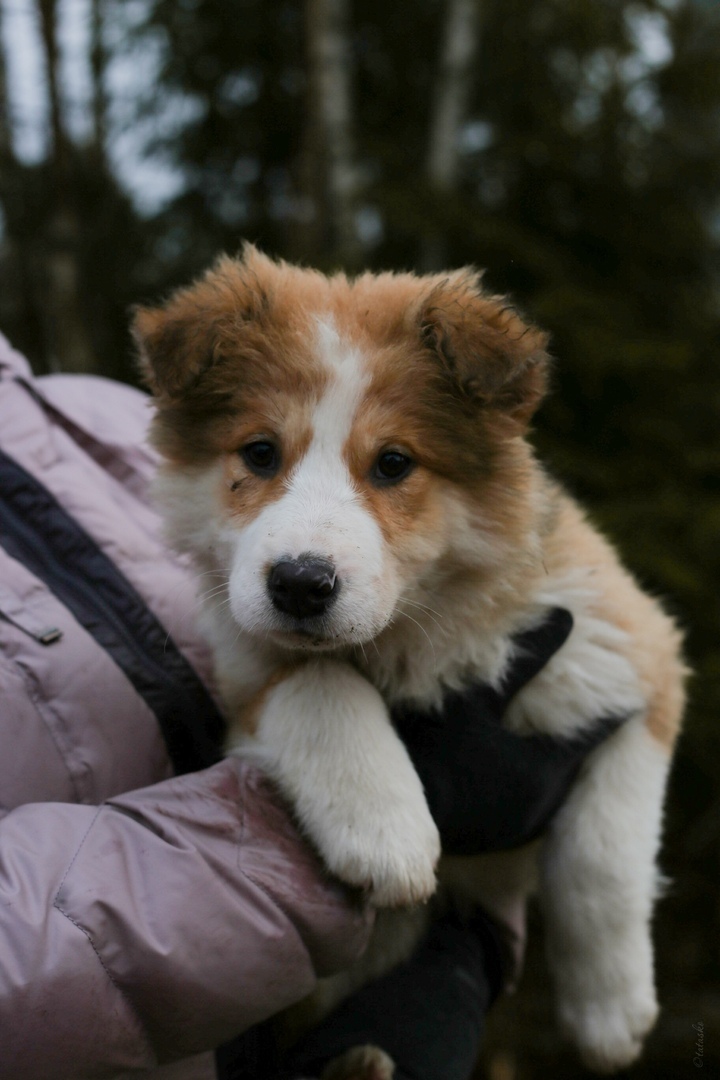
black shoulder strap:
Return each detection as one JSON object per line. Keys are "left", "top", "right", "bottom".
{"left": 0, "top": 447, "right": 225, "bottom": 773}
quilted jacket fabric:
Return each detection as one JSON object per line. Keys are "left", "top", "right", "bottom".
{"left": 0, "top": 335, "right": 371, "bottom": 1080}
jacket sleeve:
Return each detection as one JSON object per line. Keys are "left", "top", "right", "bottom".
{"left": 0, "top": 759, "right": 372, "bottom": 1079}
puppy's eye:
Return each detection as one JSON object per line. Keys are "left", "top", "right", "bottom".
{"left": 373, "top": 451, "right": 414, "bottom": 485}
{"left": 241, "top": 440, "right": 280, "bottom": 476}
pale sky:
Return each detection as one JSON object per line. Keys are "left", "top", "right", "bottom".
{"left": 1, "top": 0, "right": 189, "bottom": 214}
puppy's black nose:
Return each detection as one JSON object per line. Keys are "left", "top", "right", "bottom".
{"left": 267, "top": 557, "right": 338, "bottom": 619}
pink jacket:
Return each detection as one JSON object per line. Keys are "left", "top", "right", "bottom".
{"left": 0, "top": 335, "right": 371, "bottom": 1080}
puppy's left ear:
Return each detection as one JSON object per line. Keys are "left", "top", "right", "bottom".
{"left": 418, "top": 271, "right": 550, "bottom": 430}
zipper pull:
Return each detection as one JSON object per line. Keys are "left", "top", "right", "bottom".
{"left": 0, "top": 610, "right": 63, "bottom": 645}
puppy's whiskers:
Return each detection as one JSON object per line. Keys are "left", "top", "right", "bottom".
{"left": 395, "top": 606, "right": 437, "bottom": 663}
{"left": 189, "top": 567, "right": 231, "bottom": 584}
{"left": 397, "top": 597, "right": 446, "bottom": 639}
{"left": 399, "top": 596, "right": 444, "bottom": 620}
{"left": 199, "top": 582, "right": 231, "bottom": 604}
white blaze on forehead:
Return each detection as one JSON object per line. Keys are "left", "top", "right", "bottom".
{"left": 309, "top": 316, "right": 370, "bottom": 456}
{"left": 282, "top": 316, "right": 369, "bottom": 510}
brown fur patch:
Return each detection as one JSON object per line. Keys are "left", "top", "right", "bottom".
{"left": 219, "top": 401, "right": 314, "bottom": 522}
{"left": 132, "top": 249, "right": 331, "bottom": 465}
{"left": 645, "top": 661, "right": 688, "bottom": 750}
{"left": 417, "top": 272, "right": 549, "bottom": 425}
{"left": 542, "top": 492, "right": 688, "bottom": 752}
{"left": 340, "top": 332, "right": 544, "bottom": 566}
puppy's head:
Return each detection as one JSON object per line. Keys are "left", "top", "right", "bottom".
{"left": 133, "top": 245, "right": 549, "bottom": 651}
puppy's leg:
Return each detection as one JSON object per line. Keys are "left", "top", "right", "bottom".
{"left": 230, "top": 659, "right": 440, "bottom": 907}
{"left": 321, "top": 1045, "right": 395, "bottom": 1080}
{"left": 540, "top": 717, "right": 672, "bottom": 1073}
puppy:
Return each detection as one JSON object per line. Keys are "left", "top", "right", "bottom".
{"left": 133, "top": 245, "right": 686, "bottom": 1075}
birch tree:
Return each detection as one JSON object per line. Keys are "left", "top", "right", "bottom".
{"left": 297, "top": 0, "right": 361, "bottom": 267}
{"left": 0, "top": 1, "right": 44, "bottom": 366}
{"left": 0, "top": 0, "right": 15, "bottom": 322}
{"left": 37, "top": 0, "right": 95, "bottom": 372}
{"left": 423, "top": 0, "right": 482, "bottom": 269}
{"left": 89, "top": 0, "right": 108, "bottom": 160}
{"left": 0, "top": 2, "right": 10, "bottom": 167}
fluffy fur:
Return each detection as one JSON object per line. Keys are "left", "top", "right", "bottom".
{"left": 134, "top": 246, "right": 686, "bottom": 1076}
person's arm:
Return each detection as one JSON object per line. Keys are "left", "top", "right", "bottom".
{"left": 0, "top": 758, "right": 372, "bottom": 1080}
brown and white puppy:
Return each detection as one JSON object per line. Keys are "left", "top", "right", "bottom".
{"left": 134, "top": 246, "right": 686, "bottom": 1075}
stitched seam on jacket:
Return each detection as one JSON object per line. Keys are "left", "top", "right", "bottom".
{"left": 8, "top": 656, "right": 84, "bottom": 803}
{"left": 52, "top": 806, "right": 158, "bottom": 1067}
{"left": 237, "top": 847, "right": 322, "bottom": 981}
{"left": 233, "top": 776, "right": 319, "bottom": 979}
{"left": 13, "top": 375, "right": 155, "bottom": 495}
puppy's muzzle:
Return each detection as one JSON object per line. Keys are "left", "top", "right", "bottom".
{"left": 267, "top": 556, "right": 339, "bottom": 620}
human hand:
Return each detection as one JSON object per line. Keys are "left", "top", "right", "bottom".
{"left": 393, "top": 608, "right": 628, "bottom": 855}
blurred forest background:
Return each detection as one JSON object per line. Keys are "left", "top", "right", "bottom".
{"left": 0, "top": 0, "right": 719, "bottom": 1075}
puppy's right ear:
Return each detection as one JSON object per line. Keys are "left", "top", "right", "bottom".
{"left": 132, "top": 250, "right": 270, "bottom": 401}
{"left": 131, "top": 299, "right": 217, "bottom": 401}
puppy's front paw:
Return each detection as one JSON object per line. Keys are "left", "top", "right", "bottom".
{"left": 558, "top": 984, "right": 659, "bottom": 1074}
{"left": 311, "top": 795, "right": 440, "bottom": 908}
{"left": 321, "top": 1044, "right": 395, "bottom": 1080}
{"left": 252, "top": 659, "right": 439, "bottom": 906}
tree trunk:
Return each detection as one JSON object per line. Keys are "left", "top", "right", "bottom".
{"left": 422, "top": 0, "right": 482, "bottom": 270}
{"left": 37, "top": 0, "right": 96, "bottom": 373}
{"left": 0, "top": 2, "right": 45, "bottom": 369}
{"left": 0, "top": 0, "right": 11, "bottom": 164}
{"left": 89, "top": 0, "right": 108, "bottom": 159}
{"left": 0, "top": 0, "right": 16, "bottom": 319}
{"left": 296, "top": 0, "right": 361, "bottom": 268}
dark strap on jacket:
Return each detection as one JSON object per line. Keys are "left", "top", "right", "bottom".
{"left": 0, "top": 448, "right": 225, "bottom": 773}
